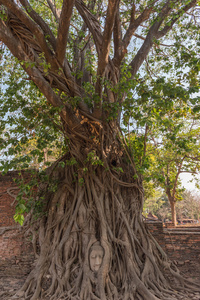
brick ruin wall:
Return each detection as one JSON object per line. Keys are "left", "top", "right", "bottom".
{"left": 0, "top": 172, "right": 34, "bottom": 277}
{"left": 0, "top": 172, "right": 200, "bottom": 277}
{"left": 146, "top": 221, "right": 200, "bottom": 262}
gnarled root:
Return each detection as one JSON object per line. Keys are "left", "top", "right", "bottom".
{"left": 14, "top": 162, "right": 200, "bottom": 300}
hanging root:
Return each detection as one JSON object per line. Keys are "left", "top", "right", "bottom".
{"left": 13, "top": 157, "right": 200, "bottom": 300}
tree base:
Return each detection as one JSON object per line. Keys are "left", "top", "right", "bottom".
{"left": 12, "top": 158, "right": 200, "bottom": 300}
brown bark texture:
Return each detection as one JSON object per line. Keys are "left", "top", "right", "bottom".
{"left": 0, "top": 1, "right": 199, "bottom": 299}
{"left": 169, "top": 198, "right": 177, "bottom": 227}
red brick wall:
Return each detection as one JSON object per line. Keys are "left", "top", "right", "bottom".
{"left": 145, "top": 221, "right": 166, "bottom": 250}
{"left": 0, "top": 229, "right": 34, "bottom": 276}
{"left": 0, "top": 171, "right": 34, "bottom": 276}
{"left": 164, "top": 229, "right": 200, "bottom": 261}
{"left": 0, "top": 172, "right": 18, "bottom": 227}
{"left": 146, "top": 221, "right": 200, "bottom": 262}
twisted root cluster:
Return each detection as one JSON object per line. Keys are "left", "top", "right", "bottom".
{"left": 13, "top": 152, "right": 200, "bottom": 300}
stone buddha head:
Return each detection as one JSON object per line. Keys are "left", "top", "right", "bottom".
{"left": 89, "top": 241, "right": 104, "bottom": 272}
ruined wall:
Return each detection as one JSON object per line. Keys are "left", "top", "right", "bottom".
{"left": 0, "top": 171, "right": 34, "bottom": 277}
{"left": 144, "top": 221, "right": 166, "bottom": 250}
{"left": 164, "top": 228, "right": 200, "bottom": 261}
{"left": 0, "top": 171, "right": 18, "bottom": 227}
{"left": 146, "top": 221, "right": 200, "bottom": 262}
{"left": 0, "top": 228, "right": 34, "bottom": 277}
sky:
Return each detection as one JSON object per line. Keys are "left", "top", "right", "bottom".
{"left": 180, "top": 173, "right": 200, "bottom": 193}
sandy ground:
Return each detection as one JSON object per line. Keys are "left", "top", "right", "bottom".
{"left": 0, "top": 261, "right": 200, "bottom": 299}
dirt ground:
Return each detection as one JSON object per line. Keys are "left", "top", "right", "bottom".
{"left": 0, "top": 260, "right": 200, "bottom": 300}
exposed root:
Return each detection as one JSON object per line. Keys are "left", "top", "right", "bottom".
{"left": 13, "top": 147, "right": 200, "bottom": 300}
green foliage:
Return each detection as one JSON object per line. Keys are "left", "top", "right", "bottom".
{"left": 143, "top": 187, "right": 164, "bottom": 217}
{"left": 66, "top": 157, "right": 78, "bottom": 166}
{"left": 0, "top": 0, "right": 200, "bottom": 225}
{"left": 0, "top": 50, "right": 66, "bottom": 171}
{"left": 12, "top": 170, "right": 39, "bottom": 224}
{"left": 85, "top": 151, "right": 104, "bottom": 166}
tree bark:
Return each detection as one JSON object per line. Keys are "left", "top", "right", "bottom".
{"left": 11, "top": 126, "right": 199, "bottom": 300}
{"left": 170, "top": 199, "right": 177, "bottom": 227}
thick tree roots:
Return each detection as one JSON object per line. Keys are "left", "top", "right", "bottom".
{"left": 13, "top": 160, "right": 200, "bottom": 300}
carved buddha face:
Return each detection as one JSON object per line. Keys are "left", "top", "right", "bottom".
{"left": 89, "top": 242, "right": 104, "bottom": 272}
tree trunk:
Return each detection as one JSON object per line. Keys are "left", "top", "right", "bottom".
{"left": 13, "top": 127, "right": 199, "bottom": 300}
{"left": 166, "top": 189, "right": 177, "bottom": 227}
{"left": 170, "top": 200, "right": 177, "bottom": 227}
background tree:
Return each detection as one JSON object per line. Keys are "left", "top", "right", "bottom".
{"left": 143, "top": 189, "right": 200, "bottom": 223}
{"left": 142, "top": 185, "right": 164, "bottom": 216}
{"left": 127, "top": 76, "right": 200, "bottom": 226}
{"left": 146, "top": 101, "right": 200, "bottom": 226}
{"left": 176, "top": 190, "right": 200, "bottom": 221}
{"left": 0, "top": 1, "right": 200, "bottom": 300}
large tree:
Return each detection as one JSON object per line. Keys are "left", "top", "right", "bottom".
{"left": 0, "top": 1, "right": 200, "bottom": 299}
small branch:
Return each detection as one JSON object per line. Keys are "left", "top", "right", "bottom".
{"left": 7, "top": 187, "right": 19, "bottom": 206}
{"left": 46, "top": 0, "right": 61, "bottom": 22}
{"left": 75, "top": 0, "right": 102, "bottom": 54}
{"left": 0, "top": 226, "right": 20, "bottom": 236}
{"left": 184, "top": 155, "right": 200, "bottom": 162}
{"left": 179, "top": 170, "right": 198, "bottom": 174}
{"left": 133, "top": 32, "right": 174, "bottom": 48}
{"left": 172, "top": 156, "right": 186, "bottom": 199}
{"left": 141, "top": 124, "right": 149, "bottom": 166}
{"left": 156, "top": 0, "right": 197, "bottom": 39}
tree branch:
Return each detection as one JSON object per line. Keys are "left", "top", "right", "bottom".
{"left": 0, "top": 20, "right": 83, "bottom": 128}
{"left": 0, "top": 20, "right": 63, "bottom": 108}
{"left": 156, "top": 0, "right": 197, "bottom": 39}
{"left": 93, "top": 0, "right": 119, "bottom": 118}
{"left": 129, "top": 0, "right": 175, "bottom": 78}
{"left": 172, "top": 156, "right": 186, "bottom": 199}
{"left": 113, "top": 1, "right": 157, "bottom": 67}
{"left": 128, "top": 0, "right": 197, "bottom": 78}
{"left": 1, "top": 5, "right": 90, "bottom": 115}
{"left": 99, "top": 0, "right": 119, "bottom": 74}
{"left": 75, "top": 0, "right": 102, "bottom": 54}
{"left": 0, "top": 0, "right": 55, "bottom": 66}
{"left": 123, "top": 3, "right": 155, "bottom": 52}
{"left": 113, "top": 3, "right": 122, "bottom": 65}
{"left": 56, "top": 0, "right": 75, "bottom": 65}
{"left": 19, "top": 0, "right": 57, "bottom": 50}
{"left": 18, "top": 0, "right": 78, "bottom": 97}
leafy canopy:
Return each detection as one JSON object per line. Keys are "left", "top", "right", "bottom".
{"left": 0, "top": 1, "right": 200, "bottom": 223}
